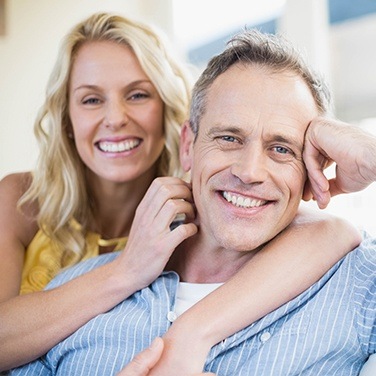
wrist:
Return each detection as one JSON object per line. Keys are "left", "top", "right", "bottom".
{"left": 99, "top": 260, "right": 144, "bottom": 302}
{"left": 163, "top": 318, "right": 212, "bottom": 371}
{"left": 168, "top": 310, "right": 219, "bottom": 351}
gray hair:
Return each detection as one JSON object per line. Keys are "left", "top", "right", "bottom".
{"left": 189, "top": 29, "right": 331, "bottom": 135}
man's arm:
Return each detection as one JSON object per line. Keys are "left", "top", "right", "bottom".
{"left": 303, "top": 117, "right": 376, "bottom": 208}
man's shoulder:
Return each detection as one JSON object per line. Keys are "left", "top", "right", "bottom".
{"left": 46, "top": 252, "right": 120, "bottom": 289}
{"left": 342, "top": 232, "right": 376, "bottom": 283}
{"left": 350, "top": 232, "right": 376, "bottom": 263}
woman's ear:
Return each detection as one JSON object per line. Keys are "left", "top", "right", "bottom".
{"left": 180, "top": 121, "right": 195, "bottom": 172}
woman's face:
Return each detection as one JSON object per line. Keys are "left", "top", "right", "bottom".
{"left": 68, "top": 41, "right": 165, "bottom": 184}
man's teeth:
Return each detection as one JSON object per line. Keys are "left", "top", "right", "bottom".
{"left": 98, "top": 139, "right": 140, "bottom": 153}
{"left": 222, "top": 191, "right": 266, "bottom": 208}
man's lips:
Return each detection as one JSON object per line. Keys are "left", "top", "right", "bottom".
{"left": 96, "top": 138, "right": 141, "bottom": 153}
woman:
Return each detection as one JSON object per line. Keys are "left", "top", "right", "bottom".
{"left": 0, "top": 13, "right": 360, "bottom": 372}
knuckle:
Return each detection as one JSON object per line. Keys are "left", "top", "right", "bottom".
{"left": 164, "top": 198, "right": 177, "bottom": 211}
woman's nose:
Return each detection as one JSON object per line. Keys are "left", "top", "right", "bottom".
{"left": 104, "top": 100, "right": 129, "bottom": 130}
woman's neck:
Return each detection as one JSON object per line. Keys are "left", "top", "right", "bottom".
{"left": 85, "top": 168, "right": 157, "bottom": 239}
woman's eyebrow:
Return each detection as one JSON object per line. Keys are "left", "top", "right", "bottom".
{"left": 72, "top": 79, "right": 153, "bottom": 93}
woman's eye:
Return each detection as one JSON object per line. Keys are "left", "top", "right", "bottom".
{"left": 82, "top": 97, "right": 100, "bottom": 105}
{"left": 129, "top": 92, "right": 149, "bottom": 100}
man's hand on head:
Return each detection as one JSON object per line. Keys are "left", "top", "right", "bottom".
{"left": 303, "top": 117, "right": 376, "bottom": 209}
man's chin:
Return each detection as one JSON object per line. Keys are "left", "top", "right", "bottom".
{"left": 215, "top": 233, "right": 266, "bottom": 253}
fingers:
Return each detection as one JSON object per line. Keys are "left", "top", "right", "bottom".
{"left": 117, "top": 338, "right": 164, "bottom": 376}
{"left": 118, "top": 177, "right": 197, "bottom": 291}
{"left": 305, "top": 117, "right": 376, "bottom": 197}
{"left": 155, "top": 198, "right": 196, "bottom": 233}
{"left": 137, "top": 177, "right": 193, "bottom": 214}
{"left": 303, "top": 118, "right": 332, "bottom": 208}
{"left": 134, "top": 177, "right": 194, "bottom": 231}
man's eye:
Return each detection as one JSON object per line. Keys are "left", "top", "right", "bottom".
{"left": 220, "top": 135, "right": 237, "bottom": 142}
{"left": 273, "top": 146, "right": 290, "bottom": 154}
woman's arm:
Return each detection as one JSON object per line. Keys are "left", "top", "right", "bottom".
{"left": 0, "top": 176, "right": 196, "bottom": 371}
{"left": 0, "top": 173, "right": 152, "bottom": 371}
{"left": 149, "top": 208, "right": 361, "bottom": 375}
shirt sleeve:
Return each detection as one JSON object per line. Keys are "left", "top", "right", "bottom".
{"left": 46, "top": 251, "right": 120, "bottom": 290}
{"left": 10, "top": 358, "right": 51, "bottom": 375}
{"left": 353, "top": 234, "right": 376, "bottom": 355}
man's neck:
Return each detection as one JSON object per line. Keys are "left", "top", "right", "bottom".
{"left": 166, "top": 234, "right": 259, "bottom": 283}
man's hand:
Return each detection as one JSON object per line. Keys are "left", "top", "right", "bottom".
{"left": 117, "top": 337, "right": 215, "bottom": 376}
{"left": 303, "top": 117, "right": 376, "bottom": 208}
{"left": 117, "top": 338, "right": 164, "bottom": 376}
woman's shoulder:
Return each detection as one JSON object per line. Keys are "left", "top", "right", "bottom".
{"left": 0, "top": 171, "right": 33, "bottom": 206}
{"left": 0, "top": 171, "right": 39, "bottom": 245}
{"left": 0, "top": 171, "right": 33, "bottom": 193}
{"left": 0, "top": 171, "right": 36, "bottom": 215}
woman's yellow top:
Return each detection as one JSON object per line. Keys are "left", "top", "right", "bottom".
{"left": 20, "top": 221, "right": 127, "bottom": 295}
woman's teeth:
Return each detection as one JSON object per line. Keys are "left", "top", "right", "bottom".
{"left": 98, "top": 139, "right": 140, "bottom": 153}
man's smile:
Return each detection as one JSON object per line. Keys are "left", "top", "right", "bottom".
{"left": 221, "top": 191, "right": 268, "bottom": 208}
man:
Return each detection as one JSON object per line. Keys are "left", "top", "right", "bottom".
{"left": 12, "top": 30, "right": 376, "bottom": 375}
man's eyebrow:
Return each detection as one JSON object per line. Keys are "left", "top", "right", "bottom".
{"left": 269, "top": 134, "right": 303, "bottom": 150}
{"left": 207, "top": 126, "right": 244, "bottom": 136}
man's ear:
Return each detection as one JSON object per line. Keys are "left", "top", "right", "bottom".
{"left": 180, "top": 120, "right": 195, "bottom": 172}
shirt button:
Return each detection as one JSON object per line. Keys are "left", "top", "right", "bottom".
{"left": 167, "top": 311, "right": 177, "bottom": 322}
{"left": 260, "top": 331, "right": 271, "bottom": 343}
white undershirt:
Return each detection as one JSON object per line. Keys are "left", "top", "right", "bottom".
{"left": 174, "top": 282, "right": 223, "bottom": 317}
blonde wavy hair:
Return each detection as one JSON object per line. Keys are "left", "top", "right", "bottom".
{"left": 20, "top": 12, "right": 192, "bottom": 266}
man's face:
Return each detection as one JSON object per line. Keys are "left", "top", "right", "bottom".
{"left": 181, "top": 63, "right": 319, "bottom": 252}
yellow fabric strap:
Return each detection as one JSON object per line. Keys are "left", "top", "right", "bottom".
{"left": 21, "top": 221, "right": 128, "bottom": 294}
{"left": 97, "top": 237, "right": 127, "bottom": 249}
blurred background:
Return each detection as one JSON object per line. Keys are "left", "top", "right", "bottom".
{"left": 0, "top": 0, "right": 375, "bottom": 232}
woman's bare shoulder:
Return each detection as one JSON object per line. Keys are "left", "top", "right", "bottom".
{"left": 0, "top": 171, "right": 33, "bottom": 190}
{"left": 0, "top": 172, "right": 38, "bottom": 244}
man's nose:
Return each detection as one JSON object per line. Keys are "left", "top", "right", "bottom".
{"left": 104, "top": 99, "right": 129, "bottom": 130}
{"left": 230, "top": 145, "right": 268, "bottom": 184}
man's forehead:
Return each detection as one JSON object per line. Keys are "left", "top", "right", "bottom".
{"left": 203, "top": 64, "right": 318, "bottom": 136}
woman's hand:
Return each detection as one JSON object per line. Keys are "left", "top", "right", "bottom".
{"left": 113, "top": 177, "right": 198, "bottom": 293}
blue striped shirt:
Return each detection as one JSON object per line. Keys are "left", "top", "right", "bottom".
{"left": 11, "top": 235, "right": 376, "bottom": 375}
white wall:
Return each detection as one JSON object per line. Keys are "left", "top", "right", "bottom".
{"left": 331, "top": 13, "right": 376, "bottom": 122}
{"left": 277, "top": 0, "right": 376, "bottom": 235}
{"left": 0, "top": 0, "right": 173, "bottom": 178}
